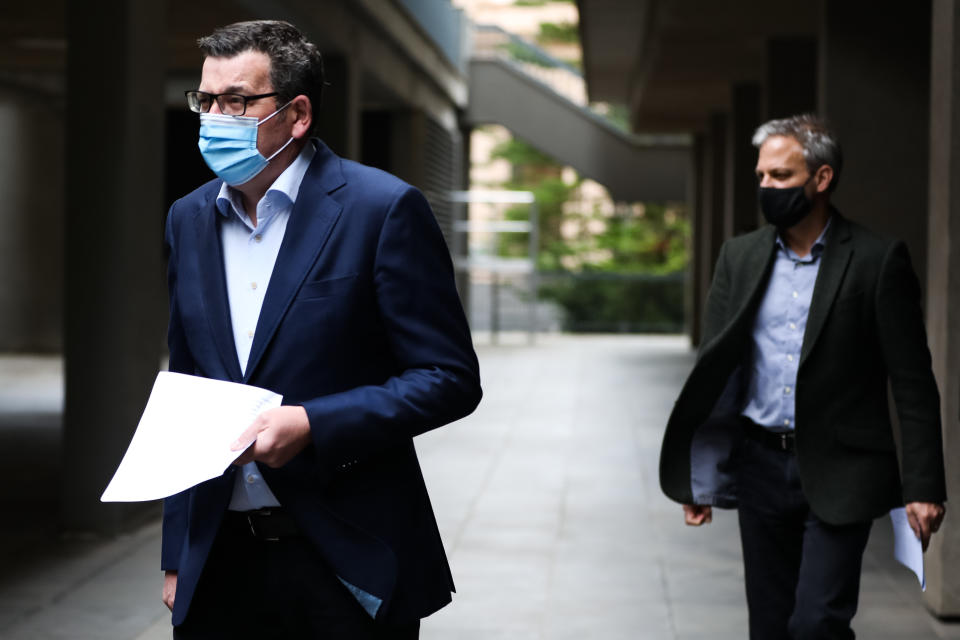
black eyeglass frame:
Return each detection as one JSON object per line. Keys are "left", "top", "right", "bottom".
{"left": 184, "top": 90, "right": 280, "bottom": 116}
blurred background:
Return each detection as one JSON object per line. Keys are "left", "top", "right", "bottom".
{"left": 0, "top": 0, "right": 959, "bottom": 637}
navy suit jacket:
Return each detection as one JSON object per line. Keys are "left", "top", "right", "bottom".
{"left": 161, "top": 140, "right": 482, "bottom": 626}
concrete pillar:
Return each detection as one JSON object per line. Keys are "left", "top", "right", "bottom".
{"left": 724, "top": 84, "right": 762, "bottom": 238}
{"left": 820, "top": 0, "right": 931, "bottom": 290}
{"left": 687, "top": 134, "right": 705, "bottom": 346}
{"left": 697, "top": 113, "right": 727, "bottom": 332}
{"left": 765, "top": 37, "right": 818, "bottom": 120}
{"left": 316, "top": 54, "right": 361, "bottom": 160}
{"left": 0, "top": 85, "right": 64, "bottom": 351}
{"left": 923, "top": 0, "right": 960, "bottom": 617}
{"left": 62, "top": 0, "right": 166, "bottom": 533}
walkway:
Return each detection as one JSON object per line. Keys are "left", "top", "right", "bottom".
{"left": 0, "top": 336, "right": 956, "bottom": 638}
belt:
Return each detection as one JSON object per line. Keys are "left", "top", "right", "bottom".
{"left": 223, "top": 507, "right": 301, "bottom": 542}
{"left": 742, "top": 417, "right": 795, "bottom": 452}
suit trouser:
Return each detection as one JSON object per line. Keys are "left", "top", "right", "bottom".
{"left": 735, "top": 437, "right": 872, "bottom": 640}
{"left": 172, "top": 512, "right": 420, "bottom": 640}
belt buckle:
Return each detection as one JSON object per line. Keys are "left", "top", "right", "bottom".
{"left": 246, "top": 508, "right": 281, "bottom": 542}
{"left": 778, "top": 433, "right": 789, "bottom": 451}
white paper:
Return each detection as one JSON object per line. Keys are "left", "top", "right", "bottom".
{"left": 890, "top": 507, "right": 925, "bottom": 590}
{"left": 101, "top": 372, "right": 283, "bottom": 502}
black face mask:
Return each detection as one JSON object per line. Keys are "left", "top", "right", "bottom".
{"left": 758, "top": 183, "right": 813, "bottom": 228}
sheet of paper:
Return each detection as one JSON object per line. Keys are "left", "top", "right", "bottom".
{"left": 101, "top": 372, "right": 283, "bottom": 502}
{"left": 890, "top": 507, "right": 925, "bottom": 590}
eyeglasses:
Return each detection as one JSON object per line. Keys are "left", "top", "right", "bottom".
{"left": 185, "top": 90, "right": 279, "bottom": 116}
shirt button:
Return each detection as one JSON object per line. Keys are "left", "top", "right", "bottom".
{"left": 787, "top": 354, "right": 794, "bottom": 362}
{"left": 247, "top": 330, "right": 254, "bottom": 338}
{"left": 789, "top": 322, "right": 797, "bottom": 330}
{"left": 254, "top": 235, "right": 263, "bottom": 243}
{"left": 785, "top": 386, "right": 792, "bottom": 394}
{"left": 246, "top": 474, "right": 256, "bottom": 484}
{"left": 783, "top": 419, "right": 791, "bottom": 426}
{"left": 251, "top": 282, "right": 258, "bottom": 290}
{"left": 792, "top": 291, "right": 799, "bottom": 299}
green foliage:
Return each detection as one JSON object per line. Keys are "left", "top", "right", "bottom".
{"left": 539, "top": 273, "right": 685, "bottom": 333}
{"left": 485, "top": 133, "right": 689, "bottom": 332}
{"left": 499, "top": 42, "right": 554, "bottom": 68}
{"left": 537, "top": 22, "right": 579, "bottom": 44}
{"left": 513, "top": 0, "right": 548, "bottom": 5}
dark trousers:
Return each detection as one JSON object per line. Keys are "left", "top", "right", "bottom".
{"left": 173, "top": 514, "right": 420, "bottom": 640}
{"left": 736, "top": 437, "right": 872, "bottom": 640}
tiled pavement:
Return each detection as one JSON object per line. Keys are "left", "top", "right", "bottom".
{"left": 0, "top": 335, "right": 957, "bottom": 639}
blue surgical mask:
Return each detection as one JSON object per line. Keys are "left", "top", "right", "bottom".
{"left": 197, "top": 102, "right": 294, "bottom": 186}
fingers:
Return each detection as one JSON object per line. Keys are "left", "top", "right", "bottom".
{"left": 683, "top": 504, "right": 713, "bottom": 526}
{"left": 162, "top": 571, "right": 177, "bottom": 612}
{"left": 906, "top": 502, "right": 945, "bottom": 551}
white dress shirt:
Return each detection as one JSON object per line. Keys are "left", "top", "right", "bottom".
{"left": 215, "top": 141, "right": 316, "bottom": 511}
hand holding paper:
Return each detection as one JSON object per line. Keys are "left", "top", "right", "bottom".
{"left": 101, "top": 372, "right": 283, "bottom": 502}
{"left": 230, "top": 405, "right": 312, "bottom": 468}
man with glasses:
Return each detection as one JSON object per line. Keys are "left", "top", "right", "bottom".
{"left": 162, "top": 20, "right": 481, "bottom": 639}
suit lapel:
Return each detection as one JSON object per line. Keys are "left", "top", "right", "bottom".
{"left": 738, "top": 226, "right": 778, "bottom": 314}
{"left": 243, "top": 146, "right": 346, "bottom": 382}
{"left": 194, "top": 198, "right": 244, "bottom": 382}
{"left": 800, "top": 214, "right": 853, "bottom": 365}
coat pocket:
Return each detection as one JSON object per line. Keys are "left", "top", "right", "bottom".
{"left": 834, "top": 423, "right": 895, "bottom": 452}
{"left": 296, "top": 273, "right": 359, "bottom": 300}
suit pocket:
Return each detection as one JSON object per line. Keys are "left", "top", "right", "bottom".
{"left": 834, "top": 423, "right": 895, "bottom": 452}
{"left": 296, "top": 273, "right": 358, "bottom": 300}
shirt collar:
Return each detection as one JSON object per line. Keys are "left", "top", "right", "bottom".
{"left": 776, "top": 216, "right": 832, "bottom": 262}
{"left": 215, "top": 139, "right": 317, "bottom": 220}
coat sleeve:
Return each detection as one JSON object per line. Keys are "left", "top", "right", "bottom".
{"left": 161, "top": 203, "right": 194, "bottom": 571}
{"left": 300, "top": 186, "right": 482, "bottom": 470}
{"left": 875, "top": 240, "right": 946, "bottom": 504}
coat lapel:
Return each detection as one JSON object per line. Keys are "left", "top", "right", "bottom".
{"left": 194, "top": 197, "right": 244, "bottom": 382}
{"left": 800, "top": 214, "right": 853, "bottom": 365}
{"left": 243, "top": 145, "right": 346, "bottom": 382}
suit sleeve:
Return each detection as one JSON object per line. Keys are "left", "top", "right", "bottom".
{"left": 875, "top": 241, "right": 946, "bottom": 504}
{"left": 161, "top": 204, "right": 193, "bottom": 571}
{"left": 300, "top": 186, "right": 482, "bottom": 469}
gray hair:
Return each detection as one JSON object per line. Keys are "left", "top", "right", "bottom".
{"left": 752, "top": 114, "right": 842, "bottom": 192}
{"left": 198, "top": 20, "right": 325, "bottom": 133}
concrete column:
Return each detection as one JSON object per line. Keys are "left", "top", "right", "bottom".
{"left": 316, "top": 54, "right": 361, "bottom": 160}
{"left": 62, "top": 0, "right": 166, "bottom": 533}
{"left": 924, "top": 0, "right": 960, "bottom": 617}
{"left": 820, "top": 0, "right": 931, "bottom": 290}
{"left": 724, "top": 84, "right": 762, "bottom": 238}
{"left": 697, "top": 113, "right": 727, "bottom": 333}
{"left": 765, "top": 37, "right": 818, "bottom": 120}
{"left": 687, "top": 134, "right": 705, "bottom": 346}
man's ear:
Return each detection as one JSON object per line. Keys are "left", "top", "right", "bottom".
{"left": 289, "top": 95, "right": 313, "bottom": 139}
{"left": 814, "top": 164, "right": 834, "bottom": 194}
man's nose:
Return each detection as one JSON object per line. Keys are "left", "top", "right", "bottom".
{"left": 209, "top": 100, "right": 223, "bottom": 115}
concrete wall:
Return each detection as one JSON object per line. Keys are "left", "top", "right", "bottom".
{"left": 0, "top": 85, "right": 64, "bottom": 352}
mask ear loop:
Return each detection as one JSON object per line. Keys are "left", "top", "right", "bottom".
{"left": 258, "top": 100, "right": 296, "bottom": 162}
{"left": 265, "top": 136, "right": 295, "bottom": 161}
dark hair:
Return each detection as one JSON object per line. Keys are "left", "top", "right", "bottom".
{"left": 752, "top": 114, "right": 843, "bottom": 192}
{"left": 198, "top": 20, "right": 324, "bottom": 132}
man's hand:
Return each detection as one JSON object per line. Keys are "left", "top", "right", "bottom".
{"left": 683, "top": 504, "right": 713, "bottom": 526}
{"left": 162, "top": 571, "right": 177, "bottom": 611}
{"left": 906, "top": 501, "right": 946, "bottom": 551}
{"left": 231, "top": 406, "right": 312, "bottom": 468}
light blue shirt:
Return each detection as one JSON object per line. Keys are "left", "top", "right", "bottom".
{"left": 217, "top": 141, "right": 315, "bottom": 511}
{"left": 741, "top": 219, "right": 831, "bottom": 431}
{"left": 213, "top": 142, "right": 384, "bottom": 619}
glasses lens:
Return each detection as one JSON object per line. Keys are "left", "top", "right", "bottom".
{"left": 220, "top": 94, "right": 247, "bottom": 116}
{"left": 186, "top": 91, "right": 211, "bottom": 113}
